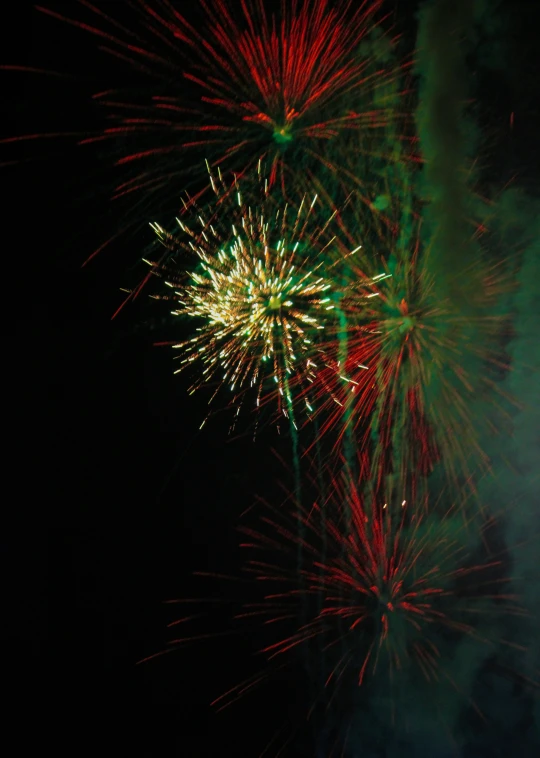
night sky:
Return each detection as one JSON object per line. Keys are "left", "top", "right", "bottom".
{"left": 2, "top": 1, "right": 539, "bottom": 755}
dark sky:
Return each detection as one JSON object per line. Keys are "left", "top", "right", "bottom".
{"left": 3, "top": 3, "right": 317, "bottom": 753}
{"left": 2, "top": 1, "right": 539, "bottom": 755}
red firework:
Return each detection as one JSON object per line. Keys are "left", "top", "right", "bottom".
{"left": 214, "top": 465, "right": 523, "bottom": 718}
{"left": 32, "top": 0, "right": 413, "bottom": 209}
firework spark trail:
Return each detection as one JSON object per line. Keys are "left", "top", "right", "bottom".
{"left": 337, "top": 299, "right": 356, "bottom": 479}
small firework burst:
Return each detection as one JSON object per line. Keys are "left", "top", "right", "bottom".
{"left": 146, "top": 167, "right": 370, "bottom": 426}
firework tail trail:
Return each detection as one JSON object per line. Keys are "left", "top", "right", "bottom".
{"left": 282, "top": 371, "right": 301, "bottom": 526}
{"left": 337, "top": 305, "right": 356, "bottom": 480}
{"left": 283, "top": 354, "right": 323, "bottom": 697}
{"left": 274, "top": 324, "right": 307, "bottom": 629}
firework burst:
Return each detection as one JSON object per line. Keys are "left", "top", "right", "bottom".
{"left": 199, "top": 463, "right": 525, "bottom": 735}
{"left": 32, "top": 0, "right": 413, "bottom": 212}
{"left": 146, "top": 167, "right": 374, "bottom": 427}
{"left": 306, "top": 220, "right": 513, "bottom": 496}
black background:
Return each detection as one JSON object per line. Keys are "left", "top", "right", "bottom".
{"left": 2, "top": 1, "right": 539, "bottom": 755}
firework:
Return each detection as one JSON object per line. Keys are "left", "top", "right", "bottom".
{"left": 234, "top": 469, "right": 523, "bottom": 707}
{"left": 146, "top": 167, "right": 376, "bottom": 427}
{"left": 33, "top": 0, "right": 412, "bottom": 211}
{"left": 305, "top": 220, "right": 513, "bottom": 495}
